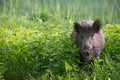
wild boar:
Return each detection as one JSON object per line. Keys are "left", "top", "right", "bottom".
{"left": 72, "top": 20, "right": 105, "bottom": 62}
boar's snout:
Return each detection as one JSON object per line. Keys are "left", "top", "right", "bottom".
{"left": 81, "top": 50, "right": 90, "bottom": 57}
{"left": 80, "top": 50, "right": 92, "bottom": 62}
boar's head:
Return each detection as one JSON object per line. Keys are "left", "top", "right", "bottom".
{"left": 72, "top": 20, "right": 105, "bottom": 62}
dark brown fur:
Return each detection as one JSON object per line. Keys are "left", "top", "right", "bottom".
{"left": 72, "top": 20, "right": 105, "bottom": 62}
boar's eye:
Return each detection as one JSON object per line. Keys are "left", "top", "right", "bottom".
{"left": 81, "top": 34, "right": 84, "bottom": 38}
{"left": 92, "top": 34, "right": 94, "bottom": 37}
{"left": 91, "top": 33, "right": 95, "bottom": 37}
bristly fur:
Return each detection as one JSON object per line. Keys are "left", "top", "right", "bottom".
{"left": 72, "top": 19, "right": 105, "bottom": 62}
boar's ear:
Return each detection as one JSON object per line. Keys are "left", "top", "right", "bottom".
{"left": 93, "top": 20, "right": 101, "bottom": 32}
{"left": 74, "top": 22, "right": 81, "bottom": 32}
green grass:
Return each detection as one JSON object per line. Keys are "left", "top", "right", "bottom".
{"left": 0, "top": 0, "right": 120, "bottom": 80}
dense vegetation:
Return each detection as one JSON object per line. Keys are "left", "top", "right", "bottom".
{"left": 0, "top": 0, "right": 120, "bottom": 80}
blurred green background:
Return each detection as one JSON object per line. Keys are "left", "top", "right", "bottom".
{"left": 0, "top": 0, "right": 120, "bottom": 24}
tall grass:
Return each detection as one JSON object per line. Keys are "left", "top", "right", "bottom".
{"left": 0, "top": 0, "right": 120, "bottom": 24}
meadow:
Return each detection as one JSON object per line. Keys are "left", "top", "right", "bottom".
{"left": 0, "top": 0, "right": 120, "bottom": 80}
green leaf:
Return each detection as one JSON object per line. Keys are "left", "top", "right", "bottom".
{"left": 65, "top": 62, "right": 72, "bottom": 72}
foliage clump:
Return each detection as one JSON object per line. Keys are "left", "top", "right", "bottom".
{"left": 0, "top": 13, "right": 120, "bottom": 80}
